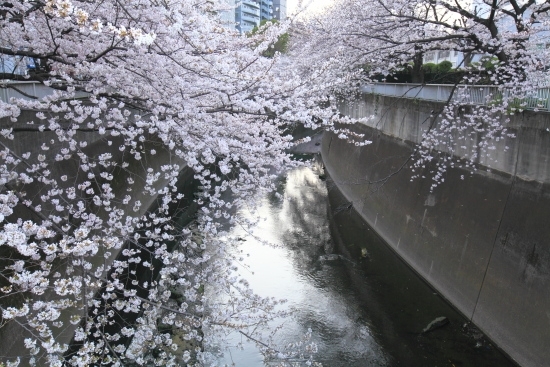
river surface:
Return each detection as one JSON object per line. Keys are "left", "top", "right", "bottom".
{"left": 211, "top": 162, "right": 518, "bottom": 367}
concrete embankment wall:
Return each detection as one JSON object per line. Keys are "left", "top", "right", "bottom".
{"left": 322, "top": 94, "right": 550, "bottom": 367}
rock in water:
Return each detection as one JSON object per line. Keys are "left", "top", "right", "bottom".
{"left": 422, "top": 316, "right": 449, "bottom": 334}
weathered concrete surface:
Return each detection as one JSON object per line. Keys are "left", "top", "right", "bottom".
{"left": 341, "top": 94, "right": 550, "bottom": 182}
{"left": 323, "top": 94, "right": 550, "bottom": 367}
{"left": 325, "top": 174, "right": 519, "bottom": 367}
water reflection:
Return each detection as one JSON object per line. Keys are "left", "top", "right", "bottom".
{"left": 212, "top": 162, "right": 517, "bottom": 367}
{"left": 212, "top": 164, "right": 388, "bottom": 366}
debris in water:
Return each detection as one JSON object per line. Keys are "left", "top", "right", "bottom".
{"left": 334, "top": 201, "right": 353, "bottom": 214}
{"left": 421, "top": 316, "right": 449, "bottom": 334}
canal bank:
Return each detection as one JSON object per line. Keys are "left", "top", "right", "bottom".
{"left": 322, "top": 93, "right": 550, "bottom": 367}
{"left": 325, "top": 162, "right": 517, "bottom": 367}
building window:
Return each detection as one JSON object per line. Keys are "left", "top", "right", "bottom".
{"left": 438, "top": 50, "right": 450, "bottom": 59}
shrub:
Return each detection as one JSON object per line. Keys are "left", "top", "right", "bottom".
{"left": 422, "top": 63, "right": 437, "bottom": 73}
{"left": 481, "top": 56, "right": 500, "bottom": 71}
{"left": 437, "top": 60, "right": 453, "bottom": 73}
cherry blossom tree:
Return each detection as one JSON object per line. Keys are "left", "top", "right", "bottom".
{"left": 293, "top": 0, "right": 550, "bottom": 189}
{"left": 0, "top": 0, "right": 367, "bottom": 365}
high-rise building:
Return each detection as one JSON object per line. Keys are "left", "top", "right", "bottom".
{"left": 260, "top": 0, "right": 273, "bottom": 21}
{"left": 234, "top": 0, "right": 285, "bottom": 33}
{"left": 235, "top": 0, "right": 261, "bottom": 33}
{"left": 272, "top": 0, "right": 286, "bottom": 20}
{"left": 219, "top": 0, "right": 236, "bottom": 28}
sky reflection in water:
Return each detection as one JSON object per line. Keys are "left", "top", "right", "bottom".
{"left": 213, "top": 165, "right": 389, "bottom": 367}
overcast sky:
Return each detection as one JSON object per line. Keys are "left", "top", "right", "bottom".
{"left": 287, "top": 0, "right": 335, "bottom": 17}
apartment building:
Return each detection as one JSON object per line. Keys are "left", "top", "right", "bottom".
{"left": 272, "top": 0, "right": 287, "bottom": 20}
{"left": 260, "top": 0, "right": 273, "bottom": 21}
{"left": 235, "top": 0, "right": 261, "bottom": 33}
{"left": 235, "top": 0, "right": 286, "bottom": 33}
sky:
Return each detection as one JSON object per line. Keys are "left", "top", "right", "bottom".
{"left": 286, "top": 0, "right": 335, "bottom": 17}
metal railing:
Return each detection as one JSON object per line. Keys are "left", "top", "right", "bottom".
{"left": 0, "top": 80, "right": 88, "bottom": 102}
{"left": 242, "top": 0, "right": 260, "bottom": 8}
{"left": 241, "top": 13, "right": 260, "bottom": 23}
{"left": 361, "top": 83, "right": 550, "bottom": 111}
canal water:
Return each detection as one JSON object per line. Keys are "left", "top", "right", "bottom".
{"left": 211, "top": 160, "right": 518, "bottom": 367}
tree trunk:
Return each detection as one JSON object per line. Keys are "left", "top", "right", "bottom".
{"left": 411, "top": 49, "right": 424, "bottom": 83}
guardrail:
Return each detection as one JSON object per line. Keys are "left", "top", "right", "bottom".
{"left": 361, "top": 83, "right": 550, "bottom": 111}
{"left": 0, "top": 80, "right": 88, "bottom": 102}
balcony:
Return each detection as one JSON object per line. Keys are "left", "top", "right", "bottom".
{"left": 241, "top": 13, "right": 259, "bottom": 23}
{"left": 242, "top": 0, "right": 260, "bottom": 8}
{"left": 243, "top": 7, "right": 260, "bottom": 16}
